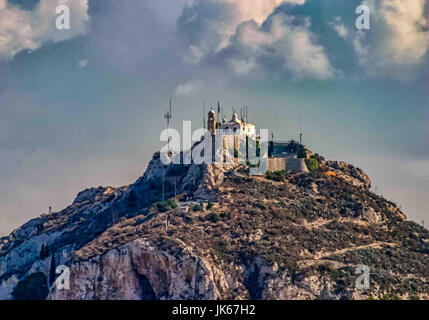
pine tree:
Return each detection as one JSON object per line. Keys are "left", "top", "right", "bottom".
{"left": 49, "top": 254, "right": 56, "bottom": 287}
{"left": 39, "top": 245, "right": 45, "bottom": 258}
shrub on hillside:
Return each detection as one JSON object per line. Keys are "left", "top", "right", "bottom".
{"left": 192, "top": 203, "right": 203, "bottom": 212}
{"left": 305, "top": 158, "right": 319, "bottom": 171}
{"left": 297, "top": 145, "right": 307, "bottom": 158}
{"left": 153, "top": 199, "right": 178, "bottom": 212}
{"left": 266, "top": 171, "right": 286, "bottom": 182}
{"left": 206, "top": 212, "right": 220, "bottom": 223}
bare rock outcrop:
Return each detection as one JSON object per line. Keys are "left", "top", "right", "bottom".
{"left": 325, "top": 161, "right": 371, "bottom": 189}
{"left": 1, "top": 150, "right": 428, "bottom": 300}
{"left": 50, "top": 239, "right": 228, "bottom": 300}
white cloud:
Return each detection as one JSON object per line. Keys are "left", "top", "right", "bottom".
{"left": 226, "top": 0, "right": 298, "bottom": 25}
{"left": 379, "top": 0, "right": 428, "bottom": 64}
{"left": 0, "top": 0, "right": 89, "bottom": 62}
{"left": 78, "top": 59, "right": 88, "bottom": 67}
{"left": 334, "top": 24, "right": 348, "bottom": 39}
{"left": 178, "top": 0, "right": 304, "bottom": 61}
{"left": 228, "top": 57, "right": 257, "bottom": 76}
{"left": 175, "top": 80, "right": 205, "bottom": 97}
{"left": 330, "top": 17, "right": 348, "bottom": 39}
{"left": 352, "top": 0, "right": 429, "bottom": 77}
{"left": 231, "top": 14, "right": 336, "bottom": 79}
{"left": 178, "top": 0, "right": 335, "bottom": 79}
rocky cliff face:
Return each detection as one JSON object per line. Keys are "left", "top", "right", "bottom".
{"left": 1, "top": 152, "right": 428, "bottom": 300}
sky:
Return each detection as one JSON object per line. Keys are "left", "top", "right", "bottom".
{"left": 0, "top": 0, "right": 428, "bottom": 235}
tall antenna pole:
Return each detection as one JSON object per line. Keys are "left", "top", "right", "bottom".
{"left": 203, "top": 102, "right": 206, "bottom": 129}
{"left": 299, "top": 114, "right": 303, "bottom": 145}
{"left": 164, "top": 98, "right": 173, "bottom": 152}
{"left": 162, "top": 170, "right": 165, "bottom": 201}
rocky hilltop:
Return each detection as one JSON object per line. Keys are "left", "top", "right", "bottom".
{"left": 0, "top": 152, "right": 428, "bottom": 300}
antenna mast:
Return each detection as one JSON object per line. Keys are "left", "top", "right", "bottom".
{"left": 203, "top": 102, "right": 206, "bottom": 129}
{"left": 164, "top": 98, "right": 173, "bottom": 151}
{"left": 299, "top": 114, "right": 303, "bottom": 145}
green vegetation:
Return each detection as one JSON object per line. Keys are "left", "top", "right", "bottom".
{"left": 205, "top": 212, "right": 220, "bottom": 223}
{"left": 39, "top": 244, "right": 49, "bottom": 259}
{"left": 234, "top": 148, "right": 239, "bottom": 158}
{"left": 382, "top": 294, "right": 400, "bottom": 300}
{"left": 153, "top": 199, "right": 178, "bottom": 212}
{"left": 246, "top": 160, "right": 260, "bottom": 168}
{"left": 192, "top": 203, "right": 203, "bottom": 212}
{"left": 212, "top": 240, "right": 229, "bottom": 262}
{"left": 12, "top": 273, "right": 48, "bottom": 300}
{"left": 206, "top": 202, "right": 214, "bottom": 210}
{"left": 219, "top": 212, "right": 231, "bottom": 220}
{"left": 49, "top": 255, "right": 56, "bottom": 287}
{"left": 256, "top": 138, "right": 260, "bottom": 157}
{"left": 297, "top": 145, "right": 307, "bottom": 158}
{"left": 305, "top": 158, "right": 319, "bottom": 171}
{"left": 126, "top": 190, "right": 138, "bottom": 207}
{"left": 266, "top": 170, "right": 286, "bottom": 182}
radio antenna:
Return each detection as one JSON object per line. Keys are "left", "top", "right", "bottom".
{"left": 203, "top": 101, "right": 206, "bottom": 129}
{"left": 164, "top": 98, "right": 172, "bottom": 151}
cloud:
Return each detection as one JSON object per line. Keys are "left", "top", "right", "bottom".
{"left": 175, "top": 80, "right": 205, "bottom": 97}
{"left": 178, "top": 0, "right": 335, "bottom": 79}
{"left": 352, "top": 0, "right": 429, "bottom": 77}
{"left": 177, "top": 0, "right": 303, "bottom": 63}
{"left": 379, "top": 0, "right": 428, "bottom": 64}
{"left": 78, "top": 59, "right": 88, "bottom": 67}
{"left": 329, "top": 17, "right": 349, "bottom": 39}
{"left": 228, "top": 57, "right": 257, "bottom": 76}
{"left": 226, "top": 13, "right": 336, "bottom": 79}
{"left": 0, "top": 0, "right": 89, "bottom": 62}
{"left": 226, "top": 0, "right": 305, "bottom": 24}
